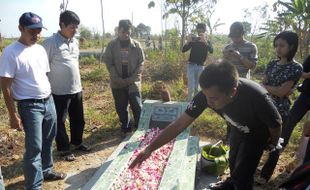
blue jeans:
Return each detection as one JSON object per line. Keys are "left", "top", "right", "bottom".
{"left": 17, "top": 96, "right": 57, "bottom": 190}
{"left": 187, "top": 63, "right": 204, "bottom": 101}
{"left": 0, "top": 166, "right": 4, "bottom": 190}
{"left": 111, "top": 88, "right": 142, "bottom": 130}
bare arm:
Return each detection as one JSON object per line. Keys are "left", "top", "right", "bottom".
{"left": 129, "top": 112, "right": 195, "bottom": 168}
{"left": 302, "top": 71, "right": 310, "bottom": 79}
{"left": 0, "top": 77, "right": 22, "bottom": 131}
{"left": 263, "top": 80, "right": 295, "bottom": 98}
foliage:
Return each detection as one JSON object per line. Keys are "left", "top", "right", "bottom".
{"left": 160, "top": 0, "right": 219, "bottom": 48}
{"left": 79, "top": 25, "right": 93, "bottom": 40}
{"left": 143, "top": 49, "right": 185, "bottom": 81}
{"left": 82, "top": 65, "right": 109, "bottom": 82}
{"left": 134, "top": 23, "right": 151, "bottom": 38}
{"left": 79, "top": 55, "right": 98, "bottom": 65}
{"left": 259, "top": 0, "right": 310, "bottom": 59}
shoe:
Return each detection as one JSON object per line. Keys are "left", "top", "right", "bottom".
{"left": 44, "top": 171, "right": 66, "bottom": 181}
{"left": 64, "top": 153, "right": 76, "bottom": 162}
{"left": 122, "top": 127, "right": 132, "bottom": 133}
{"left": 75, "top": 144, "right": 91, "bottom": 152}
{"left": 209, "top": 180, "right": 234, "bottom": 190}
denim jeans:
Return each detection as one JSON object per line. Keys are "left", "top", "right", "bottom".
{"left": 53, "top": 92, "right": 85, "bottom": 151}
{"left": 0, "top": 166, "right": 4, "bottom": 190}
{"left": 111, "top": 88, "right": 142, "bottom": 130}
{"left": 187, "top": 63, "right": 204, "bottom": 101}
{"left": 17, "top": 96, "right": 57, "bottom": 190}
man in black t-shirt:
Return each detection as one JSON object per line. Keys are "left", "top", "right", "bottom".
{"left": 129, "top": 61, "right": 282, "bottom": 190}
{"left": 182, "top": 23, "right": 213, "bottom": 101}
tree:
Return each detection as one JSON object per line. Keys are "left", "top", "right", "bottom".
{"left": 163, "top": 0, "right": 217, "bottom": 49}
{"left": 149, "top": 0, "right": 218, "bottom": 49}
{"left": 60, "top": 0, "right": 69, "bottom": 12}
{"left": 79, "top": 25, "right": 93, "bottom": 40}
{"left": 136, "top": 23, "right": 151, "bottom": 38}
{"left": 274, "top": 0, "right": 310, "bottom": 58}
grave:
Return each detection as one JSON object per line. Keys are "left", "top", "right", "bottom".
{"left": 82, "top": 100, "right": 200, "bottom": 190}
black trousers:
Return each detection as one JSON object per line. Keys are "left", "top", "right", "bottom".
{"left": 260, "top": 93, "right": 310, "bottom": 180}
{"left": 283, "top": 93, "right": 310, "bottom": 147}
{"left": 229, "top": 127, "right": 268, "bottom": 190}
{"left": 53, "top": 92, "right": 85, "bottom": 151}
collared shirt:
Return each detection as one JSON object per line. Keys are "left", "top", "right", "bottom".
{"left": 0, "top": 41, "right": 51, "bottom": 100}
{"left": 42, "top": 32, "right": 82, "bottom": 95}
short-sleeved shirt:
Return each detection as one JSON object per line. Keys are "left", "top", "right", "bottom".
{"left": 185, "top": 78, "right": 281, "bottom": 138}
{"left": 0, "top": 41, "right": 51, "bottom": 100}
{"left": 223, "top": 40, "right": 258, "bottom": 78}
{"left": 264, "top": 59, "right": 303, "bottom": 117}
{"left": 42, "top": 32, "right": 82, "bottom": 95}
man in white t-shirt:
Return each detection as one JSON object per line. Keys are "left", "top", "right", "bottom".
{"left": 0, "top": 12, "right": 66, "bottom": 190}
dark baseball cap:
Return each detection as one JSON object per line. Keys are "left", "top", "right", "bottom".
{"left": 118, "top": 19, "right": 132, "bottom": 31}
{"left": 228, "top": 22, "right": 244, "bottom": 37}
{"left": 19, "top": 12, "right": 46, "bottom": 29}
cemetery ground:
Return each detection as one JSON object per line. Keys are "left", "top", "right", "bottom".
{"left": 0, "top": 62, "right": 303, "bottom": 190}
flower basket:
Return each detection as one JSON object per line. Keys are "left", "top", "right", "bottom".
{"left": 200, "top": 141, "right": 229, "bottom": 176}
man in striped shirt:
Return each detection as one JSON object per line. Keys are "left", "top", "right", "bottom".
{"left": 223, "top": 22, "right": 258, "bottom": 79}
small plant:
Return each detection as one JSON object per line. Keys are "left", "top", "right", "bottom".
{"left": 80, "top": 55, "right": 97, "bottom": 65}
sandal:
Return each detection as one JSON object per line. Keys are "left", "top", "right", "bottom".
{"left": 64, "top": 153, "right": 76, "bottom": 162}
{"left": 44, "top": 171, "right": 66, "bottom": 181}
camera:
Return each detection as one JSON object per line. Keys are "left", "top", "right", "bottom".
{"left": 192, "top": 36, "right": 201, "bottom": 41}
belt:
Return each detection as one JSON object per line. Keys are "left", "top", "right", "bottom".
{"left": 18, "top": 95, "right": 51, "bottom": 103}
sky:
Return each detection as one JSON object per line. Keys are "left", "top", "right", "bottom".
{"left": 0, "top": 0, "right": 277, "bottom": 38}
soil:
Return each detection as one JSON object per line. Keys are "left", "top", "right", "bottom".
{"left": 0, "top": 64, "right": 300, "bottom": 190}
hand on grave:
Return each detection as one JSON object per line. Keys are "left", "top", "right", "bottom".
{"left": 129, "top": 146, "right": 152, "bottom": 169}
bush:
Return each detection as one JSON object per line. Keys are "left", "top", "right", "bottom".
{"left": 80, "top": 55, "right": 97, "bottom": 65}
{"left": 82, "top": 66, "right": 109, "bottom": 81}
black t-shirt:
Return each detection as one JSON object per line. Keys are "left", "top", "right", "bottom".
{"left": 120, "top": 40, "right": 130, "bottom": 78}
{"left": 182, "top": 41, "right": 213, "bottom": 65}
{"left": 299, "top": 56, "right": 310, "bottom": 94}
{"left": 185, "top": 78, "right": 282, "bottom": 138}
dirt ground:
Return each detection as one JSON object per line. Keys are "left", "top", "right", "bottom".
{"left": 0, "top": 64, "right": 300, "bottom": 190}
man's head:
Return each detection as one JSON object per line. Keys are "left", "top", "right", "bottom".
{"left": 196, "top": 23, "right": 206, "bottom": 34}
{"left": 59, "top": 10, "right": 80, "bottom": 39}
{"left": 199, "top": 61, "right": 239, "bottom": 109}
{"left": 118, "top": 19, "right": 132, "bottom": 41}
{"left": 228, "top": 22, "right": 244, "bottom": 42}
{"left": 18, "top": 12, "right": 45, "bottom": 45}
